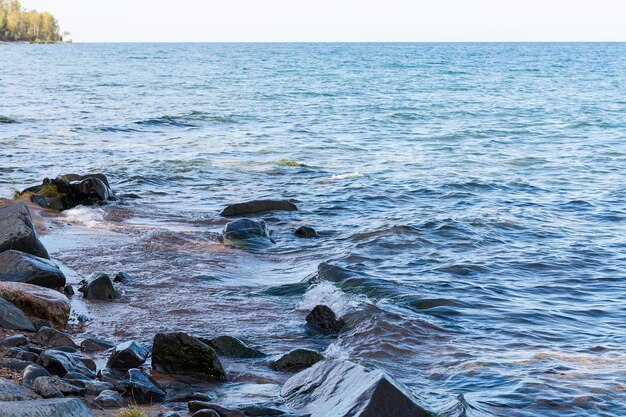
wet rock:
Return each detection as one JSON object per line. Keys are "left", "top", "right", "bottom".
{"left": 7, "top": 347, "right": 38, "bottom": 362}
{"left": 25, "top": 344, "right": 44, "bottom": 355}
{"left": 0, "top": 376, "right": 38, "bottom": 400}
{"left": 0, "top": 298, "right": 35, "bottom": 331}
{"left": 80, "top": 337, "right": 115, "bottom": 352}
{"left": 305, "top": 305, "right": 345, "bottom": 334}
{"left": 113, "top": 271, "right": 134, "bottom": 283}
{"left": 220, "top": 199, "right": 297, "bottom": 217}
{"left": 66, "top": 379, "right": 114, "bottom": 396}
{"left": 0, "top": 281, "right": 71, "bottom": 325}
{"left": 0, "top": 397, "right": 94, "bottom": 417}
{"left": 34, "top": 326, "right": 78, "bottom": 348}
{"left": 271, "top": 349, "right": 323, "bottom": 372}
{"left": 160, "top": 412, "right": 184, "bottom": 417}
{"left": 30, "top": 194, "right": 65, "bottom": 211}
{"left": 204, "top": 335, "right": 266, "bottom": 359}
{"left": 117, "top": 368, "right": 166, "bottom": 403}
{"left": 0, "top": 203, "right": 49, "bottom": 259}
{"left": 62, "top": 173, "right": 110, "bottom": 188}
{"left": 69, "top": 177, "right": 111, "bottom": 203}
{"left": 78, "top": 273, "right": 118, "bottom": 301}
{"left": 94, "top": 389, "right": 127, "bottom": 408}
{"left": 294, "top": 226, "right": 318, "bottom": 238}
{"left": 64, "top": 284, "right": 75, "bottom": 296}
{"left": 0, "top": 250, "right": 66, "bottom": 288}
{"left": 0, "top": 116, "right": 17, "bottom": 123}
{"left": 37, "top": 349, "right": 95, "bottom": 378}
{"left": 192, "top": 410, "right": 220, "bottom": 417}
{"left": 281, "top": 359, "right": 433, "bottom": 417}
{"left": 152, "top": 332, "right": 226, "bottom": 380}
{"left": 80, "top": 357, "right": 97, "bottom": 372}
{"left": 222, "top": 219, "right": 275, "bottom": 247}
{"left": 189, "top": 402, "right": 244, "bottom": 417}
{"left": 106, "top": 340, "right": 148, "bottom": 370}
{"left": 97, "top": 367, "right": 126, "bottom": 385}
{"left": 22, "top": 363, "right": 52, "bottom": 387}
{"left": 0, "top": 333, "right": 29, "bottom": 346}
{"left": 64, "top": 371, "right": 92, "bottom": 381}
{"left": 240, "top": 405, "right": 285, "bottom": 416}
{"left": 167, "top": 390, "right": 217, "bottom": 403}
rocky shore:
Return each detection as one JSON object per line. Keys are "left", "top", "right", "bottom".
{"left": 0, "top": 173, "right": 433, "bottom": 417}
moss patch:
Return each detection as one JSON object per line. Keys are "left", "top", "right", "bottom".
{"left": 275, "top": 159, "right": 307, "bottom": 167}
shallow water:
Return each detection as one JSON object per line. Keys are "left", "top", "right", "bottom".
{"left": 1, "top": 43, "right": 626, "bottom": 416}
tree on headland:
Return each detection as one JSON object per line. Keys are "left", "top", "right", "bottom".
{"left": 0, "top": 0, "right": 61, "bottom": 43}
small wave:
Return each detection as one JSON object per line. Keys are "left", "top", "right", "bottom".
{"left": 330, "top": 172, "right": 364, "bottom": 181}
{"left": 62, "top": 206, "right": 106, "bottom": 228}
{"left": 134, "top": 111, "right": 238, "bottom": 129}
{"left": 297, "top": 281, "right": 366, "bottom": 316}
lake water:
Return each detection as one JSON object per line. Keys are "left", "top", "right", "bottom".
{"left": 1, "top": 43, "right": 625, "bottom": 416}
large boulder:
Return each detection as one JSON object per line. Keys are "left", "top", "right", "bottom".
{"left": 0, "top": 298, "right": 35, "bottom": 332}
{"left": 152, "top": 332, "right": 226, "bottom": 380}
{"left": 0, "top": 250, "right": 66, "bottom": 288}
{"left": 117, "top": 368, "right": 166, "bottom": 403}
{"left": 222, "top": 219, "right": 275, "bottom": 248}
{"left": 78, "top": 273, "right": 118, "bottom": 300}
{"left": 106, "top": 341, "right": 148, "bottom": 370}
{"left": 271, "top": 349, "right": 323, "bottom": 372}
{"left": 220, "top": 199, "right": 297, "bottom": 217}
{"left": 305, "top": 305, "right": 345, "bottom": 334}
{"left": 0, "top": 281, "right": 71, "bottom": 325}
{"left": 0, "top": 377, "right": 38, "bottom": 400}
{"left": 0, "top": 398, "right": 94, "bottom": 417}
{"left": 0, "top": 203, "right": 49, "bottom": 259}
{"left": 281, "top": 360, "right": 433, "bottom": 417}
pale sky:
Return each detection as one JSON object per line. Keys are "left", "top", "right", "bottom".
{"left": 20, "top": 0, "right": 626, "bottom": 42}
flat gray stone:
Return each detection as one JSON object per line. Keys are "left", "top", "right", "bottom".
{"left": 0, "top": 377, "right": 38, "bottom": 401}
{"left": 0, "top": 250, "right": 65, "bottom": 288}
{"left": 0, "top": 298, "right": 35, "bottom": 332}
{"left": 0, "top": 397, "right": 94, "bottom": 417}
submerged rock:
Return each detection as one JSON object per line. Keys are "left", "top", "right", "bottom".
{"left": 0, "top": 250, "right": 65, "bottom": 288}
{"left": 78, "top": 273, "right": 118, "bottom": 301}
{"left": 0, "top": 203, "right": 49, "bottom": 259}
{"left": 294, "top": 226, "right": 319, "bottom": 238}
{"left": 0, "top": 282, "right": 71, "bottom": 325}
{"left": 271, "top": 349, "right": 323, "bottom": 372}
{"left": 0, "top": 397, "right": 94, "bottom": 417}
{"left": 0, "top": 377, "right": 38, "bottom": 400}
{"left": 34, "top": 326, "right": 78, "bottom": 348}
{"left": 204, "top": 335, "right": 266, "bottom": 359}
{"left": 305, "top": 305, "right": 345, "bottom": 334}
{"left": 113, "top": 271, "right": 134, "bottom": 283}
{"left": 152, "top": 332, "right": 226, "bottom": 380}
{"left": 220, "top": 199, "right": 297, "bottom": 217}
{"left": 107, "top": 341, "right": 149, "bottom": 370}
{"left": 222, "top": 219, "right": 275, "bottom": 248}
{"left": 0, "top": 298, "right": 35, "bottom": 332}
{"left": 188, "top": 401, "right": 244, "bottom": 417}
{"left": 80, "top": 337, "right": 115, "bottom": 352}
{"left": 281, "top": 360, "right": 433, "bottom": 417}
{"left": 117, "top": 368, "right": 166, "bottom": 403}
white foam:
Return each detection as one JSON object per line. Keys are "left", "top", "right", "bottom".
{"left": 323, "top": 342, "right": 352, "bottom": 360}
{"left": 297, "top": 281, "right": 364, "bottom": 316}
{"left": 330, "top": 171, "right": 364, "bottom": 181}
{"left": 62, "top": 206, "right": 105, "bottom": 228}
